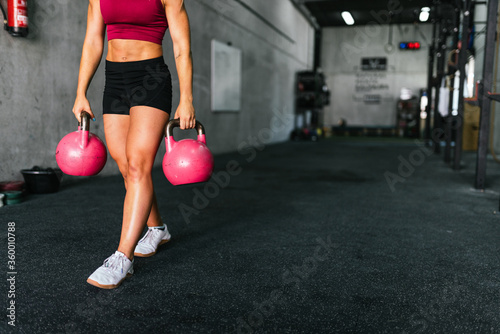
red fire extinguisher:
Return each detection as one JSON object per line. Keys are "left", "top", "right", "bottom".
{"left": 0, "top": 0, "right": 29, "bottom": 37}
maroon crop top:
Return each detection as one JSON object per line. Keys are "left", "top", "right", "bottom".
{"left": 100, "top": 0, "right": 168, "bottom": 45}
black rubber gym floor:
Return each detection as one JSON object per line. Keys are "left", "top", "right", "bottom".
{"left": 2, "top": 137, "right": 500, "bottom": 333}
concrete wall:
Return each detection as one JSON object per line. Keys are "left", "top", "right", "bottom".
{"left": 0, "top": 0, "right": 314, "bottom": 181}
{"left": 472, "top": 4, "right": 487, "bottom": 88}
{"left": 321, "top": 24, "right": 433, "bottom": 127}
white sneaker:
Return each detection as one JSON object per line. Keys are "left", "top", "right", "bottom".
{"left": 87, "top": 251, "right": 134, "bottom": 289}
{"left": 134, "top": 224, "right": 171, "bottom": 257}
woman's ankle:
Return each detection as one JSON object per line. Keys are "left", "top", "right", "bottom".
{"left": 146, "top": 222, "right": 164, "bottom": 228}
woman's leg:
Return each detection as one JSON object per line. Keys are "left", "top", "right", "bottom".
{"left": 103, "top": 114, "right": 130, "bottom": 183}
{"left": 103, "top": 113, "right": 164, "bottom": 229}
{"left": 116, "top": 106, "right": 170, "bottom": 260}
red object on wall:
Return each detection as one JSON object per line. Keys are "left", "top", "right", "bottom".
{"left": 399, "top": 42, "right": 421, "bottom": 50}
{"left": 6, "top": 0, "right": 29, "bottom": 37}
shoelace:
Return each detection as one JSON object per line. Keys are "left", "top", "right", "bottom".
{"left": 103, "top": 253, "right": 128, "bottom": 274}
{"left": 138, "top": 227, "right": 160, "bottom": 245}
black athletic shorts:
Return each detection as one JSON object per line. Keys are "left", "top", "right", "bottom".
{"left": 103, "top": 56, "right": 172, "bottom": 115}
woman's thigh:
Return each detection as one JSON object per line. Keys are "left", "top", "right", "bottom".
{"left": 126, "top": 106, "right": 170, "bottom": 171}
{"left": 103, "top": 114, "right": 130, "bottom": 170}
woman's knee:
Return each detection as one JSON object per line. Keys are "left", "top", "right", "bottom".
{"left": 114, "top": 159, "right": 129, "bottom": 180}
{"left": 126, "top": 156, "right": 153, "bottom": 183}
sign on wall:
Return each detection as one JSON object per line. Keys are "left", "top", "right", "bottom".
{"left": 211, "top": 39, "right": 242, "bottom": 112}
{"left": 355, "top": 72, "right": 390, "bottom": 92}
{"left": 357, "top": 59, "right": 389, "bottom": 104}
{"left": 361, "top": 57, "right": 387, "bottom": 71}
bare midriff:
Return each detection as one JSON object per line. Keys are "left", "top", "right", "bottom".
{"left": 106, "top": 39, "right": 163, "bottom": 62}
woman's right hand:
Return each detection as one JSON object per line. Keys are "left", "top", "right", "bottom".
{"left": 72, "top": 95, "right": 95, "bottom": 122}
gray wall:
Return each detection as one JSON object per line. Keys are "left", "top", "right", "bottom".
{"left": 321, "top": 24, "right": 433, "bottom": 127}
{"left": 0, "top": 0, "right": 314, "bottom": 181}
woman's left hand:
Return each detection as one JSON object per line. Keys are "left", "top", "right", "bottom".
{"left": 174, "top": 100, "right": 196, "bottom": 129}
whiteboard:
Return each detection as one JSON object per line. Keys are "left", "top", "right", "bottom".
{"left": 211, "top": 39, "right": 242, "bottom": 112}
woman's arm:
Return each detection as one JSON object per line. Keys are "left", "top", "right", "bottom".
{"left": 72, "top": 0, "right": 106, "bottom": 122}
{"left": 165, "top": 0, "right": 195, "bottom": 129}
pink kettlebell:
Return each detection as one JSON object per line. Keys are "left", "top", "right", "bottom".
{"left": 55, "top": 112, "right": 107, "bottom": 176}
{"left": 163, "top": 119, "right": 214, "bottom": 185}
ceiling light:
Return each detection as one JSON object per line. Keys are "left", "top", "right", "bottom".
{"left": 419, "top": 7, "right": 430, "bottom": 22}
{"left": 341, "top": 11, "right": 355, "bottom": 25}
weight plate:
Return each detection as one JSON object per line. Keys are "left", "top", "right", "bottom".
{"left": 6, "top": 198, "right": 23, "bottom": 205}
{"left": 3, "top": 191, "right": 23, "bottom": 199}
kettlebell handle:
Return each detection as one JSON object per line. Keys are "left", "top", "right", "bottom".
{"left": 78, "top": 111, "right": 91, "bottom": 149}
{"left": 165, "top": 119, "right": 206, "bottom": 138}
{"left": 78, "top": 111, "right": 91, "bottom": 131}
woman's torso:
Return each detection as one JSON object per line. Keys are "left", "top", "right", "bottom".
{"left": 106, "top": 40, "right": 163, "bottom": 62}
{"left": 100, "top": 0, "right": 168, "bottom": 62}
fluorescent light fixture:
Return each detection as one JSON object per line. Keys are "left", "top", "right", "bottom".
{"left": 419, "top": 11, "right": 430, "bottom": 22}
{"left": 419, "top": 7, "right": 430, "bottom": 22}
{"left": 341, "top": 11, "right": 355, "bottom": 25}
